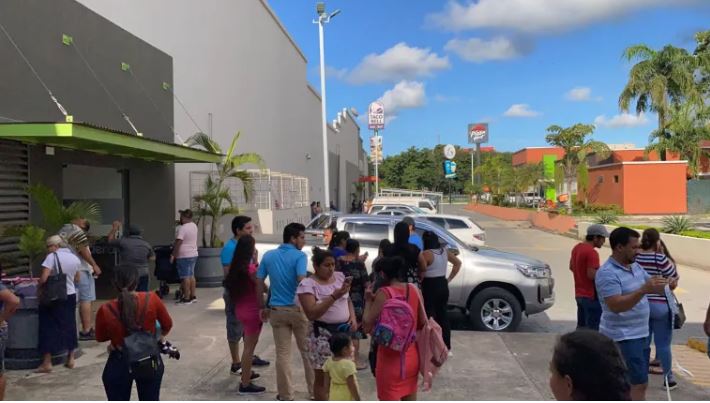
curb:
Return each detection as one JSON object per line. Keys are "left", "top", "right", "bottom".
{"left": 688, "top": 337, "right": 708, "bottom": 354}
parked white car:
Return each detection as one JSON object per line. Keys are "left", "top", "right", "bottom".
{"left": 413, "top": 213, "right": 486, "bottom": 247}
{"left": 368, "top": 204, "right": 429, "bottom": 215}
{"left": 371, "top": 196, "right": 437, "bottom": 214}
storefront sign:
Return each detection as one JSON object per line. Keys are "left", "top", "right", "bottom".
{"left": 370, "top": 135, "right": 383, "bottom": 163}
{"left": 468, "top": 123, "right": 489, "bottom": 144}
{"left": 368, "top": 101, "right": 385, "bottom": 130}
{"left": 443, "top": 160, "right": 457, "bottom": 179}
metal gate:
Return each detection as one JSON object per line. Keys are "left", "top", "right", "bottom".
{"left": 0, "top": 140, "right": 30, "bottom": 274}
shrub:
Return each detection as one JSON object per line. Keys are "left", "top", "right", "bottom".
{"left": 662, "top": 216, "right": 692, "bottom": 234}
{"left": 594, "top": 211, "right": 619, "bottom": 225}
{"left": 678, "top": 230, "right": 710, "bottom": 239}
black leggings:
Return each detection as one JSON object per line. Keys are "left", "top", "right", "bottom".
{"left": 102, "top": 351, "right": 164, "bottom": 401}
{"left": 422, "top": 277, "right": 451, "bottom": 350}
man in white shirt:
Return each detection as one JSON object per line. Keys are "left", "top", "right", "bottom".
{"left": 171, "top": 209, "right": 199, "bottom": 304}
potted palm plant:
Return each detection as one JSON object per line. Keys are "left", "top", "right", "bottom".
{"left": 186, "top": 132, "right": 264, "bottom": 287}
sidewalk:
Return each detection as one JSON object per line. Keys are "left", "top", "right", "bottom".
{"left": 6, "top": 287, "right": 710, "bottom": 400}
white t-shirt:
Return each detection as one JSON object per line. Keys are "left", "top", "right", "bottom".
{"left": 175, "top": 222, "right": 199, "bottom": 258}
{"left": 41, "top": 248, "right": 82, "bottom": 295}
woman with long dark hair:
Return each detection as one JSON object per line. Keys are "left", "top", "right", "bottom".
{"left": 336, "top": 239, "right": 370, "bottom": 369}
{"left": 363, "top": 256, "right": 426, "bottom": 401}
{"left": 95, "top": 265, "right": 173, "bottom": 400}
{"left": 549, "top": 330, "right": 630, "bottom": 400}
{"left": 225, "top": 235, "right": 266, "bottom": 395}
{"left": 635, "top": 228, "right": 679, "bottom": 389}
{"left": 421, "top": 231, "right": 461, "bottom": 352}
{"left": 298, "top": 247, "right": 356, "bottom": 400}
{"left": 385, "top": 222, "right": 427, "bottom": 287}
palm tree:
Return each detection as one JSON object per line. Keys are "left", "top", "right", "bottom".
{"left": 619, "top": 44, "right": 699, "bottom": 160}
{"left": 646, "top": 103, "right": 710, "bottom": 179}
{"left": 27, "top": 184, "right": 101, "bottom": 234}
{"left": 545, "top": 124, "right": 610, "bottom": 213}
{"left": 187, "top": 132, "right": 265, "bottom": 248}
{"left": 505, "top": 164, "right": 543, "bottom": 207}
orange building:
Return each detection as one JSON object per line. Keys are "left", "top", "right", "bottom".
{"left": 512, "top": 147, "right": 565, "bottom": 167}
{"left": 587, "top": 161, "right": 688, "bottom": 214}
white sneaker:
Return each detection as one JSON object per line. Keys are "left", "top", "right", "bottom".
{"left": 448, "top": 351, "right": 454, "bottom": 358}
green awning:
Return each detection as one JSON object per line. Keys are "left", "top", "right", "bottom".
{"left": 0, "top": 122, "right": 221, "bottom": 163}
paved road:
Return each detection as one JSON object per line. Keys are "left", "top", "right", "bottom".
{"left": 442, "top": 204, "right": 710, "bottom": 343}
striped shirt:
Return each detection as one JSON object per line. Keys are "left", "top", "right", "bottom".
{"left": 596, "top": 257, "right": 651, "bottom": 342}
{"left": 634, "top": 252, "right": 678, "bottom": 303}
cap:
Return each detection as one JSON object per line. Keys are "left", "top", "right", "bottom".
{"left": 127, "top": 224, "right": 143, "bottom": 236}
{"left": 587, "top": 224, "right": 610, "bottom": 238}
{"left": 402, "top": 216, "right": 415, "bottom": 228}
{"left": 46, "top": 235, "right": 63, "bottom": 247}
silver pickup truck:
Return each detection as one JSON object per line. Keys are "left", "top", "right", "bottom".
{"left": 256, "top": 215, "right": 555, "bottom": 332}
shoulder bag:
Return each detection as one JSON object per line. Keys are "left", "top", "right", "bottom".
{"left": 39, "top": 253, "right": 68, "bottom": 306}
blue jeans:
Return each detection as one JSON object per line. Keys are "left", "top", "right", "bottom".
{"left": 575, "top": 296, "right": 601, "bottom": 331}
{"left": 648, "top": 301, "right": 674, "bottom": 382}
{"left": 176, "top": 257, "right": 198, "bottom": 279}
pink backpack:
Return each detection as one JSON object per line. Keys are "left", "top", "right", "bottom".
{"left": 416, "top": 306, "right": 449, "bottom": 391}
{"left": 373, "top": 285, "right": 417, "bottom": 379}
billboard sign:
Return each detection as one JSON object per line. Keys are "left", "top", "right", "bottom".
{"left": 443, "top": 144, "right": 456, "bottom": 160}
{"left": 368, "top": 101, "right": 385, "bottom": 130}
{"left": 468, "top": 123, "right": 489, "bottom": 144}
{"left": 369, "top": 135, "right": 383, "bottom": 163}
{"left": 443, "top": 160, "right": 457, "bottom": 179}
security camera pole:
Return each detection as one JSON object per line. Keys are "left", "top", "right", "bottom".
{"left": 314, "top": 3, "right": 340, "bottom": 210}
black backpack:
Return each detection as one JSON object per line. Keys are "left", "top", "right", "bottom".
{"left": 108, "top": 292, "right": 161, "bottom": 380}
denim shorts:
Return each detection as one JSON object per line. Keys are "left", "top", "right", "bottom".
{"left": 223, "top": 289, "right": 244, "bottom": 342}
{"left": 617, "top": 337, "right": 650, "bottom": 385}
{"left": 176, "top": 257, "right": 198, "bottom": 279}
{"left": 76, "top": 271, "right": 96, "bottom": 302}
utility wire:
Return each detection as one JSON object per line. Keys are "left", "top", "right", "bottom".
{"left": 0, "top": 115, "right": 25, "bottom": 122}
{"left": 0, "top": 19, "right": 68, "bottom": 117}
{"left": 171, "top": 88, "right": 205, "bottom": 135}
{"left": 69, "top": 40, "right": 140, "bottom": 135}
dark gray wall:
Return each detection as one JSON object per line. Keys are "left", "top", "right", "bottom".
{"left": 29, "top": 146, "right": 175, "bottom": 246}
{"left": 0, "top": 0, "right": 174, "bottom": 142}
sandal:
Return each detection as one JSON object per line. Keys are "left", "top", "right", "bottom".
{"left": 356, "top": 361, "right": 369, "bottom": 371}
{"left": 34, "top": 367, "right": 52, "bottom": 374}
{"left": 650, "top": 359, "right": 661, "bottom": 367}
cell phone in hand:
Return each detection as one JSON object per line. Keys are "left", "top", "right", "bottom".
{"left": 344, "top": 276, "right": 353, "bottom": 284}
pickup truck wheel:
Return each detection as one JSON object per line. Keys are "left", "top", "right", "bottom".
{"left": 468, "top": 287, "right": 522, "bottom": 332}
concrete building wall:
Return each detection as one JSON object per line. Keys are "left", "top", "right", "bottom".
{"left": 77, "top": 0, "right": 366, "bottom": 217}
{"left": 588, "top": 162, "right": 688, "bottom": 215}
{"left": 512, "top": 147, "right": 565, "bottom": 167}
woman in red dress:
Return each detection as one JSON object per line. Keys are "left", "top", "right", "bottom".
{"left": 363, "top": 256, "right": 426, "bottom": 401}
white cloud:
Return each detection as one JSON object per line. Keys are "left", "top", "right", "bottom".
{"left": 565, "top": 86, "right": 603, "bottom": 102}
{"left": 378, "top": 81, "right": 427, "bottom": 115}
{"left": 427, "top": 0, "right": 700, "bottom": 33}
{"left": 347, "top": 43, "right": 450, "bottom": 84}
{"left": 324, "top": 65, "right": 348, "bottom": 80}
{"left": 594, "top": 112, "right": 649, "bottom": 128}
{"left": 445, "top": 36, "right": 531, "bottom": 62}
{"left": 503, "top": 104, "right": 540, "bottom": 118}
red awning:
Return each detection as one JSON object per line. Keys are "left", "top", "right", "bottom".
{"left": 358, "top": 176, "right": 377, "bottom": 183}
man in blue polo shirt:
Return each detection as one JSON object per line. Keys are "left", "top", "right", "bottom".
{"left": 256, "top": 223, "right": 314, "bottom": 401}
{"left": 221, "top": 216, "right": 269, "bottom": 376}
{"left": 596, "top": 227, "right": 668, "bottom": 401}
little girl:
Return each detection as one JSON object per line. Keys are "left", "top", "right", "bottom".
{"left": 323, "top": 333, "right": 361, "bottom": 401}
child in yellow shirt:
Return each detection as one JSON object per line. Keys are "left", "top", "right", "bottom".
{"left": 323, "top": 333, "right": 361, "bottom": 401}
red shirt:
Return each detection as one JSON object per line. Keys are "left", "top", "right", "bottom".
{"left": 570, "top": 243, "right": 600, "bottom": 299}
{"left": 95, "top": 292, "right": 173, "bottom": 347}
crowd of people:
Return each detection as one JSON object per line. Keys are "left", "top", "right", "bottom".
{"left": 2, "top": 209, "right": 710, "bottom": 402}
{"left": 568, "top": 224, "right": 692, "bottom": 400}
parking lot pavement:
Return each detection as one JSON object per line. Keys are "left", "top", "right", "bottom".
{"left": 6, "top": 287, "right": 709, "bottom": 400}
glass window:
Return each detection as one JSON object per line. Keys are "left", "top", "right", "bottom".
{"left": 418, "top": 201, "right": 431, "bottom": 209}
{"left": 370, "top": 205, "right": 384, "bottom": 213}
{"left": 446, "top": 219, "right": 469, "bottom": 229}
{"left": 426, "top": 217, "right": 447, "bottom": 227}
{"left": 348, "top": 223, "right": 389, "bottom": 246}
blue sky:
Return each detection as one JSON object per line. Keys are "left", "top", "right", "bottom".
{"left": 269, "top": 0, "right": 710, "bottom": 156}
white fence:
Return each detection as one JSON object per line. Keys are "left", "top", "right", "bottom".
{"left": 189, "top": 169, "right": 309, "bottom": 211}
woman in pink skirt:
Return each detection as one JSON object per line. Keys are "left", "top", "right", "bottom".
{"left": 225, "top": 235, "right": 267, "bottom": 395}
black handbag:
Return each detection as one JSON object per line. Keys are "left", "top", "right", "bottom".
{"left": 40, "top": 253, "right": 68, "bottom": 306}
{"left": 669, "top": 292, "right": 686, "bottom": 330}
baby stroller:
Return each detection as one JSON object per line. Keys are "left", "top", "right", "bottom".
{"left": 153, "top": 245, "right": 183, "bottom": 300}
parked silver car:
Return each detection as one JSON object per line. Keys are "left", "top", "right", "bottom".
{"left": 334, "top": 215, "right": 554, "bottom": 331}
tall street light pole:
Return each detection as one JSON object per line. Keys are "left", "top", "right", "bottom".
{"left": 314, "top": 3, "right": 340, "bottom": 211}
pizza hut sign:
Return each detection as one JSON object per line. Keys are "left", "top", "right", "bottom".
{"left": 468, "top": 123, "right": 489, "bottom": 144}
